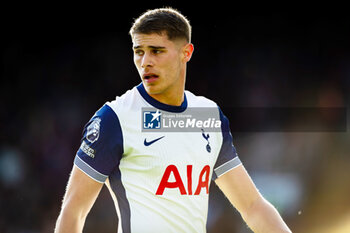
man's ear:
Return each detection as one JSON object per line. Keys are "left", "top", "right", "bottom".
{"left": 183, "top": 43, "right": 194, "bottom": 62}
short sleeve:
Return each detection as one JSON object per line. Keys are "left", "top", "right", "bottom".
{"left": 212, "top": 107, "right": 242, "bottom": 180}
{"left": 74, "top": 104, "right": 124, "bottom": 183}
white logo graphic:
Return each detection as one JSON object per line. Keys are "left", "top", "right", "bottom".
{"left": 143, "top": 110, "right": 162, "bottom": 129}
{"left": 86, "top": 118, "right": 101, "bottom": 143}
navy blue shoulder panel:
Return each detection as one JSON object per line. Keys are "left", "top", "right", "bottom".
{"left": 75, "top": 104, "right": 123, "bottom": 183}
{"left": 212, "top": 106, "right": 240, "bottom": 180}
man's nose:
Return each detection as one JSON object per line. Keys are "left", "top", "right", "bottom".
{"left": 141, "top": 53, "right": 154, "bottom": 68}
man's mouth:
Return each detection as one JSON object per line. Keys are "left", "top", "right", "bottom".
{"left": 143, "top": 73, "right": 159, "bottom": 82}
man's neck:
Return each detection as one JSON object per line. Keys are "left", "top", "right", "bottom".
{"left": 149, "top": 88, "right": 185, "bottom": 106}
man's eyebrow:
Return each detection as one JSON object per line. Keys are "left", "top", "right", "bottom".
{"left": 133, "top": 45, "right": 166, "bottom": 49}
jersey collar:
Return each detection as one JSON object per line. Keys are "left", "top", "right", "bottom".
{"left": 137, "top": 83, "right": 187, "bottom": 113}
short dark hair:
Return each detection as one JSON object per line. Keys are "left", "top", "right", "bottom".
{"left": 129, "top": 7, "right": 192, "bottom": 43}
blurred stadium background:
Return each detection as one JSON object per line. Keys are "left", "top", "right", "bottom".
{"left": 1, "top": 2, "right": 349, "bottom": 233}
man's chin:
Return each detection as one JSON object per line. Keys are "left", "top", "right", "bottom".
{"left": 143, "top": 82, "right": 162, "bottom": 95}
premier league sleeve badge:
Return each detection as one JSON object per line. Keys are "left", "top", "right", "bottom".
{"left": 86, "top": 118, "right": 101, "bottom": 143}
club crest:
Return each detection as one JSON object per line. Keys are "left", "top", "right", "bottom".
{"left": 86, "top": 118, "right": 101, "bottom": 143}
{"left": 201, "top": 128, "right": 211, "bottom": 153}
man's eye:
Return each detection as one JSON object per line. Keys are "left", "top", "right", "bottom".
{"left": 135, "top": 50, "right": 144, "bottom": 56}
{"left": 152, "top": 50, "right": 162, "bottom": 54}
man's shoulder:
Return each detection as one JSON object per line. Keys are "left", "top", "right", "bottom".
{"left": 106, "top": 85, "right": 141, "bottom": 112}
{"left": 185, "top": 90, "right": 218, "bottom": 108}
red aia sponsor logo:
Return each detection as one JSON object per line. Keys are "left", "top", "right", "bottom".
{"left": 156, "top": 165, "right": 210, "bottom": 195}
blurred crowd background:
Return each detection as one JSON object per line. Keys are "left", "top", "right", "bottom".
{"left": 1, "top": 2, "right": 350, "bottom": 233}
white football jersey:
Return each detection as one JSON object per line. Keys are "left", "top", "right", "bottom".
{"left": 74, "top": 83, "right": 242, "bottom": 233}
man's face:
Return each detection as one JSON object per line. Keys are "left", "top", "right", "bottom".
{"left": 132, "top": 32, "right": 191, "bottom": 97}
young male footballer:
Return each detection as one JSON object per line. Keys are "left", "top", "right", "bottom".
{"left": 55, "top": 8, "right": 292, "bottom": 233}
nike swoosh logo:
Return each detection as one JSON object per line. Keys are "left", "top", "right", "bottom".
{"left": 144, "top": 136, "right": 165, "bottom": 146}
